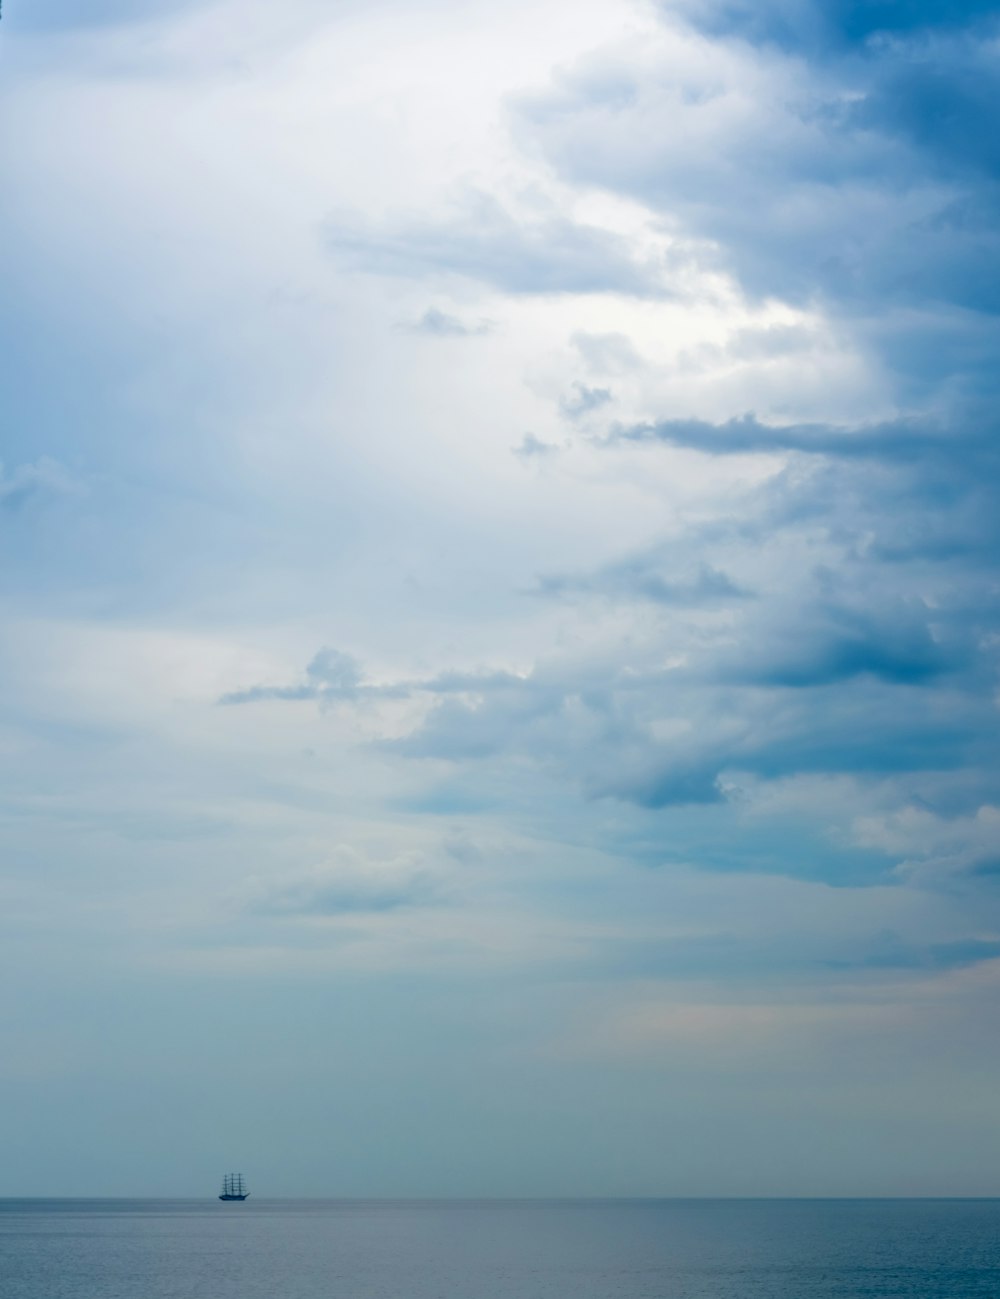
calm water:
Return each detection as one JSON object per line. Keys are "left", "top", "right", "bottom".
{"left": 2, "top": 1198, "right": 998, "bottom": 1299}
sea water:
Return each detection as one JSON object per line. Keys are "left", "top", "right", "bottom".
{"left": 2, "top": 1197, "right": 998, "bottom": 1298}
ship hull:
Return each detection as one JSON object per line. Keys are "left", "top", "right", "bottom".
{"left": 218, "top": 1194, "right": 249, "bottom": 1201}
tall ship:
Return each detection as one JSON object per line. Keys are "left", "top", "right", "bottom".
{"left": 218, "top": 1173, "right": 249, "bottom": 1201}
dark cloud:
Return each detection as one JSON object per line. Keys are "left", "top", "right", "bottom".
{"left": 675, "top": 0, "right": 1000, "bottom": 53}
{"left": 602, "top": 408, "right": 1000, "bottom": 579}
{"left": 594, "top": 757, "right": 726, "bottom": 809}
{"left": 851, "top": 40, "right": 1000, "bottom": 182}
{"left": 606, "top": 412, "right": 963, "bottom": 461}
{"left": 390, "top": 627, "right": 992, "bottom": 810}
{"left": 222, "top": 412, "right": 1000, "bottom": 831}
{"left": 719, "top": 599, "right": 959, "bottom": 687}
{"left": 828, "top": 932, "right": 1000, "bottom": 971}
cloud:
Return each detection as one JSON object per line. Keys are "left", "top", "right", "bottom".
{"left": 606, "top": 413, "right": 963, "bottom": 460}
{"left": 513, "top": 433, "right": 561, "bottom": 460}
{"left": 220, "top": 647, "right": 368, "bottom": 705}
{"left": 516, "top": 4, "right": 1000, "bottom": 397}
{"left": 386, "top": 644, "right": 984, "bottom": 821}
{"left": 403, "top": 308, "right": 494, "bottom": 337}
{"left": 326, "top": 191, "right": 673, "bottom": 297}
{"left": 219, "top": 476, "right": 998, "bottom": 839}
{"left": 558, "top": 381, "right": 613, "bottom": 420}
{"left": 220, "top": 652, "right": 526, "bottom": 715}
{"left": 7, "top": 0, "right": 202, "bottom": 32}
{"left": 852, "top": 802, "right": 1000, "bottom": 880}
{"left": 536, "top": 555, "right": 746, "bottom": 606}
{"left": 828, "top": 933, "right": 1000, "bottom": 972}
{"left": 441, "top": 828, "right": 483, "bottom": 865}
{"left": 676, "top": 0, "right": 1000, "bottom": 53}
{"left": 247, "top": 847, "right": 440, "bottom": 917}
{"left": 719, "top": 598, "right": 960, "bottom": 687}
{"left": 571, "top": 331, "right": 644, "bottom": 375}
{"left": 688, "top": 322, "right": 828, "bottom": 367}
{"left": 0, "top": 457, "right": 80, "bottom": 512}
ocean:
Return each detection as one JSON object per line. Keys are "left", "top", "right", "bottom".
{"left": 2, "top": 1197, "right": 998, "bottom": 1298}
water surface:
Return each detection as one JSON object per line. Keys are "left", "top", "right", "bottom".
{"left": 2, "top": 1197, "right": 998, "bottom": 1298}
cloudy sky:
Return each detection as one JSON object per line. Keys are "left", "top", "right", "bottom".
{"left": 2, "top": 0, "right": 999, "bottom": 1197}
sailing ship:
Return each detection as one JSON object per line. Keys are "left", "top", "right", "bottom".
{"left": 219, "top": 1173, "right": 249, "bottom": 1201}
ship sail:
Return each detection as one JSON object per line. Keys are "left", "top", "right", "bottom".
{"left": 219, "top": 1173, "right": 249, "bottom": 1201}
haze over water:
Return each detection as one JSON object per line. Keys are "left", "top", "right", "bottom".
{"left": 4, "top": 1199, "right": 1000, "bottom": 1299}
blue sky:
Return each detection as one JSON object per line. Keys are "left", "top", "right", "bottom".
{"left": 1, "top": 0, "right": 999, "bottom": 1196}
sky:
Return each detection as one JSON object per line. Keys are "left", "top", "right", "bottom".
{"left": 1, "top": 0, "right": 999, "bottom": 1198}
